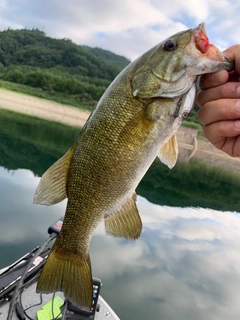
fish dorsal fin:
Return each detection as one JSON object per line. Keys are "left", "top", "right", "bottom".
{"left": 104, "top": 193, "right": 142, "bottom": 240}
{"left": 34, "top": 147, "right": 75, "bottom": 205}
{"left": 158, "top": 134, "right": 178, "bottom": 169}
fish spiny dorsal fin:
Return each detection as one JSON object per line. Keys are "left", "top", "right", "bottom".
{"left": 158, "top": 134, "right": 178, "bottom": 169}
{"left": 34, "top": 146, "right": 75, "bottom": 205}
{"left": 104, "top": 193, "right": 142, "bottom": 240}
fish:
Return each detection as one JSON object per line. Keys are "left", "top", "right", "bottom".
{"left": 34, "top": 23, "right": 233, "bottom": 310}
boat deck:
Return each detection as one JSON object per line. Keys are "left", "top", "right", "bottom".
{"left": 0, "top": 218, "right": 120, "bottom": 319}
{"left": 0, "top": 280, "right": 120, "bottom": 319}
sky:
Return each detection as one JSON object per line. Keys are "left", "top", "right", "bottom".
{"left": 0, "top": 0, "right": 240, "bottom": 61}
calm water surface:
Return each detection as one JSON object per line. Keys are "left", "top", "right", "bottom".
{"left": 1, "top": 109, "right": 240, "bottom": 320}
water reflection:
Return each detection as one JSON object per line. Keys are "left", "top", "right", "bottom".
{"left": 1, "top": 109, "right": 240, "bottom": 319}
{"left": 1, "top": 108, "right": 240, "bottom": 211}
{"left": 1, "top": 166, "right": 240, "bottom": 319}
{"left": 91, "top": 198, "right": 240, "bottom": 320}
{"left": 0, "top": 167, "right": 67, "bottom": 266}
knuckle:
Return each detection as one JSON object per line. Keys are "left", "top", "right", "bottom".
{"left": 218, "top": 83, "right": 226, "bottom": 98}
{"left": 217, "top": 100, "right": 226, "bottom": 118}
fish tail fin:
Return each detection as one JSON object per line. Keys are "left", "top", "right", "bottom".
{"left": 36, "top": 243, "right": 93, "bottom": 310}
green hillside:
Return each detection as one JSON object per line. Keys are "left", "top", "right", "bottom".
{"left": 0, "top": 28, "right": 130, "bottom": 110}
{"left": 0, "top": 28, "right": 201, "bottom": 129}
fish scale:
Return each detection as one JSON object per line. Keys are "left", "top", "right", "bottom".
{"left": 34, "top": 23, "right": 234, "bottom": 310}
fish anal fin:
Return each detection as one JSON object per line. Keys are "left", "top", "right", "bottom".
{"left": 104, "top": 193, "right": 142, "bottom": 240}
{"left": 34, "top": 147, "right": 75, "bottom": 205}
{"left": 158, "top": 134, "right": 178, "bottom": 169}
{"left": 36, "top": 242, "right": 93, "bottom": 311}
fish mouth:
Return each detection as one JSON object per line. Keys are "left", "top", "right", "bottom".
{"left": 193, "top": 22, "right": 210, "bottom": 54}
{"left": 222, "top": 54, "right": 235, "bottom": 70}
{"left": 188, "top": 23, "right": 234, "bottom": 71}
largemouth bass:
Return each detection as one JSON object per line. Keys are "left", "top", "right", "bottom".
{"left": 34, "top": 23, "right": 233, "bottom": 309}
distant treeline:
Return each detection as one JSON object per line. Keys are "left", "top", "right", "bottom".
{"left": 0, "top": 28, "right": 201, "bottom": 127}
{"left": 0, "top": 28, "right": 130, "bottom": 109}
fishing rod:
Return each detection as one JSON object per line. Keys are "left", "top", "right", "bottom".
{"left": 7, "top": 231, "right": 58, "bottom": 320}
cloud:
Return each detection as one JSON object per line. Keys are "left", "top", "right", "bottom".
{"left": 0, "top": 0, "right": 239, "bottom": 60}
{"left": 90, "top": 196, "right": 240, "bottom": 319}
{"left": 2, "top": 166, "right": 240, "bottom": 318}
{"left": 0, "top": 168, "right": 67, "bottom": 244}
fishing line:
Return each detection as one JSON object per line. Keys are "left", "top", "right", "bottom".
{"left": 51, "top": 291, "right": 67, "bottom": 320}
{"left": 59, "top": 300, "right": 68, "bottom": 320}
{"left": 21, "top": 294, "right": 43, "bottom": 320}
{"left": 51, "top": 291, "right": 56, "bottom": 319}
{"left": 21, "top": 290, "right": 62, "bottom": 320}
{"left": 20, "top": 272, "right": 43, "bottom": 320}
{"left": 19, "top": 259, "right": 63, "bottom": 320}
{"left": 7, "top": 232, "right": 57, "bottom": 320}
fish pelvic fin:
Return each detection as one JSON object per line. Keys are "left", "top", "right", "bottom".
{"left": 34, "top": 146, "right": 75, "bottom": 205}
{"left": 158, "top": 134, "right": 178, "bottom": 169}
{"left": 104, "top": 193, "right": 142, "bottom": 240}
{"left": 36, "top": 243, "right": 93, "bottom": 310}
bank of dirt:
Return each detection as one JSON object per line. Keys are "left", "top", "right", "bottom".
{"left": 194, "top": 138, "right": 240, "bottom": 172}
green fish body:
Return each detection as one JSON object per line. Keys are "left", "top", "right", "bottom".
{"left": 34, "top": 23, "right": 233, "bottom": 309}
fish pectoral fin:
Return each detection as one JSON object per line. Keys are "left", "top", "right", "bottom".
{"left": 34, "top": 146, "right": 75, "bottom": 205}
{"left": 104, "top": 193, "right": 142, "bottom": 240}
{"left": 158, "top": 134, "right": 178, "bottom": 169}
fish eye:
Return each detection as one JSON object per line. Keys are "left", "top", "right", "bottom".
{"left": 163, "top": 39, "right": 178, "bottom": 51}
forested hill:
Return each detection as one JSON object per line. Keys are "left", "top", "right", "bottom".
{"left": 0, "top": 28, "right": 130, "bottom": 110}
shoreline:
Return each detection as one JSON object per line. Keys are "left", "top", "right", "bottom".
{"left": 0, "top": 87, "right": 90, "bottom": 128}
{"left": 0, "top": 87, "right": 240, "bottom": 172}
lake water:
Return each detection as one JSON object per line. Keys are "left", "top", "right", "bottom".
{"left": 1, "top": 108, "right": 240, "bottom": 320}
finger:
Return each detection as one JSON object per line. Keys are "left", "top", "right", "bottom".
{"left": 203, "top": 119, "right": 240, "bottom": 144}
{"left": 199, "top": 69, "right": 229, "bottom": 90}
{"left": 198, "top": 99, "right": 240, "bottom": 125}
{"left": 196, "top": 82, "right": 240, "bottom": 107}
{"left": 221, "top": 136, "right": 240, "bottom": 157}
{"left": 198, "top": 45, "right": 240, "bottom": 90}
{"left": 203, "top": 123, "right": 240, "bottom": 157}
{"left": 223, "top": 44, "right": 240, "bottom": 75}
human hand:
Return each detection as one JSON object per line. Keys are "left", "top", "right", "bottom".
{"left": 196, "top": 44, "right": 240, "bottom": 157}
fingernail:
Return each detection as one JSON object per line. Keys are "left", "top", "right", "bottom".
{"left": 234, "top": 120, "right": 240, "bottom": 128}
{"left": 235, "top": 101, "right": 240, "bottom": 113}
